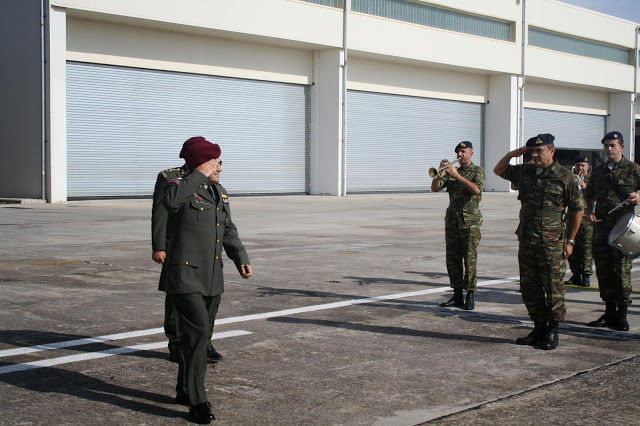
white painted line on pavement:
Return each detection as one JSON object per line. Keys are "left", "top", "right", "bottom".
{"left": 0, "top": 330, "right": 252, "bottom": 376}
{"left": 0, "top": 277, "right": 521, "bottom": 360}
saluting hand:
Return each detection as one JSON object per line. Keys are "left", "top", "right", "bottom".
{"left": 195, "top": 159, "right": 220, "bottom": 178}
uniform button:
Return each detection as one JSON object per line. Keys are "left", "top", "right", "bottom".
{"left": 216, "top": 223, "right": 219, "bottom": 227}
{"left": 216, "top": 208, "right": 219, "bottom": 211}
{"left": 216, "top": 239, "right": 220, "bottom": 243}
{"left": 215, "top": 256, "right": 219, "bottom": 260}
{"left": 185, "top": 261, "right": 189, "bottom": 265}
{"left": 200, "top": 208, "right": 203, "bottom": 211}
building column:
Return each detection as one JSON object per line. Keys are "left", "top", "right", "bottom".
{"left": 47, "top": 6, "right": 67, "bottom": 202}
{"left": 309, "top": 49, "right": 344, "bottom": 195}
{"left": 608, "top": 93, "right": 635, "bottom": 161}
{"left": 484, "top": 75, "right": 519, "bottom": 192}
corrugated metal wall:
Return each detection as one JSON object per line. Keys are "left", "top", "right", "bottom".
{"left": 523, "top": 108, "right": 605, "bottom": 150}
{"left": 346, "top": 90, "right": 485, "bottom": 192}
{"left": 66, "top": 62, "right": 310, "bottom": 197}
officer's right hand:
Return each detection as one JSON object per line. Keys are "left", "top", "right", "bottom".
{"left": 513, "top": 146, "right": 530, "bottom": 157}
{"left": 587, "top": 212, "right": 598, "bottom": 225}
{"left": 196, "top": 159, "right": 220, "bottom": 178}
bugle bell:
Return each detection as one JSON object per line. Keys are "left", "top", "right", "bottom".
{"left": 429, "top": 159, "right": 460, "bottom": 179}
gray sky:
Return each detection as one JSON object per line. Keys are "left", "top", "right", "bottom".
{"left": 558, "top": 0, "right": 640, "bottom": 24}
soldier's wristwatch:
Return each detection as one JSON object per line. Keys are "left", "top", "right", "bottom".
{"left": 566, "top": 239, "right": 576, "bottom": 246}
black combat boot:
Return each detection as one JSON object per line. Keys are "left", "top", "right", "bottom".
{"left": 615, "top": 304, "right": 630, "bottom": 331}
{"left": 439, "top": 288, "right": 464, "bottom": 307}
{"left": 540, "top": 319, "right": 559, "bottom": 350}
{"left": 516, "top": 320, "right": 547, "bottom": 346}
{"left": 587, "top": 302, "right": 617, "bottom": 327}
{"left": 564, "top": 275, "right": 582, "bottom": 286}
{"left": 580, "top": 275, "right": 591, "bottom": 287}
{"left": 463, "top": 291, "right": 475, "bottom": 311}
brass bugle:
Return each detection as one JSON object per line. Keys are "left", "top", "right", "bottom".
{"left": 429, "top": 159, "right": 460, "bottom": 179}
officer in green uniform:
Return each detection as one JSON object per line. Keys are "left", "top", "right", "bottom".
{"left": 494, "top": 134, "right": 584, "bottom": 350}
{"left": 565, "top": 156, "right": 593, "bottom": 287}
{"left": 161, "top": 137, "right": 252, "bottom": 424}
{"left": 584, "top": 131, "right": 640, "bottom": 332}
{"left": 431, "top": 141, "right": 484, "bottom": 311}
{"left": 152, "top": 137, "right": 223, "bottom": 364}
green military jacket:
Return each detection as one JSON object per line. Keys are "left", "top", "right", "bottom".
{"left": 151, "top": 165, "right": 188, "bottom": 252}
{"left": 501, "top": 160, "right": 584, "bottom": 243}
{"left": 159, "top": 170, "right": 250, "bottom": 296}
{"left": 583, "top": 156, "right": 640, "bottom": 230}
{"left": 439, "top": 162, "right": 484, "bottom": 228}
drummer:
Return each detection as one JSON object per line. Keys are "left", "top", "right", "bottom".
{"left": 584, "top": 131, "right": 640, "bottom": 331}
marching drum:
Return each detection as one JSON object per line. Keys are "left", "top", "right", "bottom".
{"left": 608, "top": 212, "right": 640, "bottom": 258}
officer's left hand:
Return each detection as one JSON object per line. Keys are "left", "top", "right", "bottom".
{"left": 239, "top": 264, "right": 252, "bottom": 279}
{"left": 446, "top": 166, "right": 461, "bottom": 180}
{"left": 563, "top": 243, "right": 573, "bottom": 259}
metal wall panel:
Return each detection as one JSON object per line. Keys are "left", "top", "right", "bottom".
{"left": 0, "top": 0, "right": 44, "bottom": 199}
{"left": 66, "top": 62, "right": 310, "bottom": 197}
{"left": 529, "top": 28, "right": 631, "bottom": 65}
{"left": 523, "top": 108, "right": 605, "bottom": 150}
{"left": 346, "top": 90, "right": 485, "bottom": 192}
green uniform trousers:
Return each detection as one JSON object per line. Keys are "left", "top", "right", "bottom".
{"left": 445, "top": 223, "right": 480, "bottom": 292}
{"left": 173, "top": 293, "right": 221, "bottom": 406}
{"left": 593, "top": 228, "right": 633, "bottom": 305}
{"left": 518, "top": 240, "right": 566, "bottom": 322}
{"left": 567, "top": 222, "right": 593, "bottom": 276}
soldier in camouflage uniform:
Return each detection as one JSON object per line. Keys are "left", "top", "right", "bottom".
{"left": 494, "top": 134, "right": 584, "bottom": 350}
{"left": 152, "top": 137, "right": 223, "bottom": 364}
{"left": 432, "top": 141, "right": 484, "bottom": 311}
{"left": 584, "top": 131, "right": 640, "bottom": 332}
{"left": 565, "top": 156, "right": 593, "bottom": 287}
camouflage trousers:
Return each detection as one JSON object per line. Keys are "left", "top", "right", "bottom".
{"left": 593, "top": 226, "right": 633, "bottom": 305}
{"left": 567, "top": 222, "right": 593, "bottom": 276}
{"left": 518, "top": 239, "right": 566, "bottom": 322}
{"left": 445, "top": 224, "right": 481, "bottom": 291}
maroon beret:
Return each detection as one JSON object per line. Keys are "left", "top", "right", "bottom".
{"left": 179, "top": 136, "right": 205, "bottom": 159}
{"left": 184, "top": 138, "right": 221, "bottom": 170}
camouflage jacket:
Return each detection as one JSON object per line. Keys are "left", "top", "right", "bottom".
{"left": 151, "top": 165, "right": 189, "bottom": 252}
{"left": 500, "top": 160, "right": 584, "bottom": 243}
{"left": 583, "top": 156, "right": 640, "bottom": 230}
{"left": 439, "top": 162, "right": 484, "bottom": 228}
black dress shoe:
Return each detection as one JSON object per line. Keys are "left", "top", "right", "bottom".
{"left": 189, "top": 402, "right": 215, "bottom": 424}
{"left": 207, "top": 346, "right": 223, "bottom": 363}
{"left": 439, "top": 289, "right": 464, "bottom": 307}
{"left": 175, "top": 392, "right": 190, "bottom": 406}
{"left": 564, "top": 275, "right": 581, "bottom": 286}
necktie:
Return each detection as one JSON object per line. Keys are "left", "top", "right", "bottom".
{"left": 208, "top": 186, "right": 217, "bottom": 204}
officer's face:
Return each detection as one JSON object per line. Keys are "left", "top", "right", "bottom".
{"left": 208, "top": 158, "right": 223, "bottom": 184}
{"left": 574, "top": 162, "right": 589, "bottom": 176}
{"left": 456, "top": 148, "right": 473, "bottom": 167}
{"left": 530, "top": 145, "right": 555, "bottom": 168}
{"left": 603, "top": 140, "right": 624, "bottom": 163}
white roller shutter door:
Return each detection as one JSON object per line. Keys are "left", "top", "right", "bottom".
{"left": 346, "top": 90, "right": 485, "bottom": 192}
{"left": 67, "top": 62, "right": 310, "bottom": 197}
{"left": 523, "top": 108, "right": 605, "bottom": 150}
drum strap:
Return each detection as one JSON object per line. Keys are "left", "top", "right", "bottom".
{"left": 606, "top": 172, "right": 629, "bottom": 203}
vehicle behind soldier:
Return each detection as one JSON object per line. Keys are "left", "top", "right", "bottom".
{"left": 431, "top": 141, "right": 484, "bottom": 311}
{"left": 564, "top": 156, "right": 593, "bottom": 288}
{"left": 494, "top": 134, "right": 585, "bottom": 350}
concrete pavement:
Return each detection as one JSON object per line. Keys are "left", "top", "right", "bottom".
{"left": 0, "top": 192, "right": 638, "bottom": 425}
